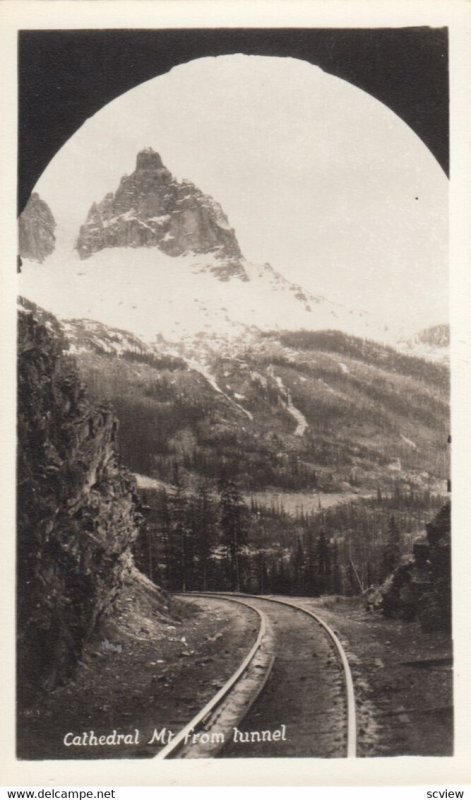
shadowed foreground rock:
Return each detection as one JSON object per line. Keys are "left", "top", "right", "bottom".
{"left": 380, "top": 501, "right": 451, "bottom": 632}
{"left": 17, "top": 301, "right": 145, "bottom": 699}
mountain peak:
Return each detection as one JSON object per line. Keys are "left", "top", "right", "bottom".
{"left": 135, "top": 148, "right": 164, "bottom": 170}
{"left": 76, "top": 149, "right": 243, "bottom": 266}
{"left": 19, "top": 193, "right": 56, "bottom": 263}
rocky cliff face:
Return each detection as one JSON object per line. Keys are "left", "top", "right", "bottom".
{"left": 381, "top": 501, "right": 451, "bottom": 632}
{"left": 398, "top": 324, "right": 449, "bottom": 363}
{"left": 76, "top": 148, "right": 243, "bottom": 269}
{"left": 414, "top": 324, "right": 449, "bottom": 348}
{"left": 17, "top": 300, "right": 144, "bottom": 698}
{"left": 19, "top": 193, "right": 56, "bottom": 263}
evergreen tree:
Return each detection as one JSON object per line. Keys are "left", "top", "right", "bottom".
{"left": 304, "top": 528, "right": 320, "bottom": 596}
{"left": 192, "top": 481, "right": 217, "bottom": 590}
{"left": 330, "top": 540, "right": 343, "bottom": 594}
{"left": 316, "top": 530, "right": 331, "bottom": 594}
{"left": 158, "top": 488, "right": 172, "bottom": 586}
{"left": 382, "top": 514, "right": 401, "bottom": 580}
{"left": 272, "top": 559, "right": 289, "bottom": 594}
{"left": 218, "top": 479, "right": 249, "bottom": 591}
{"left": 256, "top": 551, "right": 269, "bottom": 594}
{"left": 292, "top": 538, "right": 306, "bottom": 595}
{"left": 168, "top": 468, "right": 191, "bottom": 591}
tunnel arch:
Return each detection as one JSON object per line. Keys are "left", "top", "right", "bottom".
{"left": 19, "top": 27, "right": 448, "bottom": 213}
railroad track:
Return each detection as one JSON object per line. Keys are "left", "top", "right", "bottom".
{"left": 155, "top": 593, "right": 357, "bottom": 760}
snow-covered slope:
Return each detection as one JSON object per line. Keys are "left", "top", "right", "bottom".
{"left": 19, "top": 245, "right": 401, "bottom": 347}
{"left": 396, "top": 324, "right": 449, "bottom": 364}
{"left": 19, "top": 148, "right": 446, "bottom": 359}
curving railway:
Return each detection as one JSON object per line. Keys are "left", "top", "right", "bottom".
{"left": 156, "top": 593, "right": 356, "bottom": 760}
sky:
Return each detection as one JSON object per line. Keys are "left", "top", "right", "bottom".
{"left": 35, "top": 54, "right": 448, "bottom": 330}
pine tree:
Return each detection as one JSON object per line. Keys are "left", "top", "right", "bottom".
{"left": 316, "top": 530, "right": 331, "bottom": 594}
{"left": 158, "top": 488, "right": 172, "bottom": 587}
{"left": 382, "top": 514, "right": 401, "bottom": 580}
{"left": 292, "top": 538, "right": 306, "bottom": 595}
{"left": 169, "top": 468, "right": 191, "bottom": 591}
{"left": 256, "top": 551, "right": 269, "bottom": 594}
{"left": 304, "top": 528, "right": 320, "bottom": 596}
{"left": 192, "top": 481, "right": 217, "bottom": 591}
{"left": 330, "top": 540, "right": 343, "bottom": 594}
{"left": 218, "top": 479, "right": 248, "bottom": 591}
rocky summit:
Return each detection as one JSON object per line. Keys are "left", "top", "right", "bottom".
{"left": 19, "top": 193, "right": 56, "bottom": 263}
{"left": 76, "top": 148, "right": 243, "bottom": 269}
{"left": 19, "top": 149, "right": 448, "bottom": 357}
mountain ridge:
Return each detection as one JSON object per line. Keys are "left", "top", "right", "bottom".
{"left": 76, "top": 148, "right": 243, "bottom": 277}
{"left": 19, "top": 149, "right": 448, "bottom": 361}
{"left": 18, "top": 193, "right": 56, "bottom": 263}
{"left": 24, "top": 302, "right": 447, "bottom": 497}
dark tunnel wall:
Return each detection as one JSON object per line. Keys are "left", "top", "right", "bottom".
{"left": 18, "top": 27, "right": 448, "bottom": 213}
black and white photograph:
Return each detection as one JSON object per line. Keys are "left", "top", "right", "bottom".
{"left": 3, "top": 0, "right": 470, "bottom": 788}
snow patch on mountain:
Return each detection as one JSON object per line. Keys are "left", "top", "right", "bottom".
{"left": 185, "top": 358, "right": 253, "bottom": 421}
{"left": 20, "top": 243, "right": 408, "bottom": 350}
{"left": 76, "top": 148, "right": 242, "bottom": 265}
{"left": 273, "top": 373, "right": 308, "bottom": 436}
{"left": 285, "top": 393, "right": 308, "bottom": 437}
{"left": 397, "top": 324, "right": 449, "bottom": 364}
{"left": 400, "top": 434, "right": 418, "bottom": 450}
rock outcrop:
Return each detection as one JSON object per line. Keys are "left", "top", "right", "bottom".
{"left": 17, "top": 300, "right": 144, "bottom": 699}
{"left": 76, "top": 148, "right": 243, "bottom": 267}
{"left": 18, "top": 193, "right": 56, "bottom": 263}
{"left": 398, "top": 324, "right": 450, "bottom": 363}
{"left": 414, "top": 324, "right": 450, "bottom": 348}
{"left": 380, "top": 501, "right": 451, "bottom": 632}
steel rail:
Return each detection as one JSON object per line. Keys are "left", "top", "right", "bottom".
{"left": 211, "top": 592, "right": 357, "bottom": 758}
{"left": 155, "top": 594, "right": 269, "bottom": 759}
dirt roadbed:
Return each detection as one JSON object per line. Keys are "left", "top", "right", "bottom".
{"left": 299, "top": 596, "right": 453, "bottom": 757}
{"left": 17, "top": 595, "right": 257, "bottom": 759}
{"left": 17, "top": 592, "right": 452, "bottom": 759}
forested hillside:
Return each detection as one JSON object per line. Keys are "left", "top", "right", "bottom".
{"left": 63, "top": 322, "right": 449, "bottom": 496}
{"left": 134, "top": 479, "right": 445, "bottom": 598}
